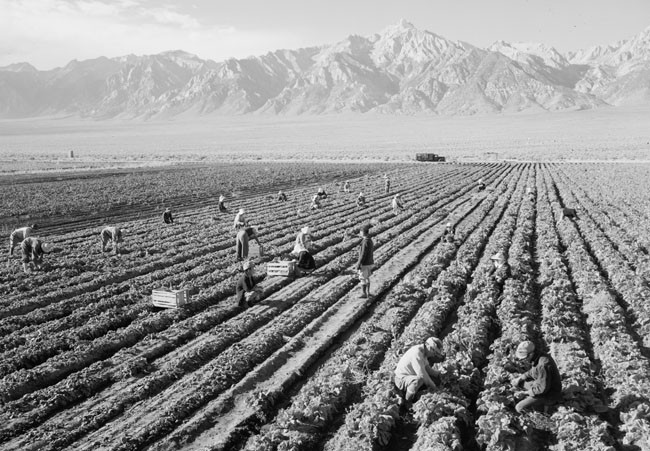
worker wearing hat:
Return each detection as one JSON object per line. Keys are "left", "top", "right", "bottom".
{"left": 101, "top": 226, "right": 123, "bottom": 255}
{"left": 356, "top": 224, "right": 374, "bottom": 298}
{"left": 443, "top": 221, "right": 455, "bottom": 243}
{"left": 163, "top": 208, "right": 174, "bottom": 224}
{"left": 233, "top": 208, "right": 247, "bottom": 230}
{"left": 277, "top": 190, "right": 288, "bottom": 202}
{"left": 356, "top": 192, "right": 366, "bottom": 207}
{"left": 391, "top": 194, "right": 403, "bottom": 215}
{"left": 291, "top": 226, "right": 316, "bottom": 272}
{"left": 309, "top": 194, "right": 321, "bottom": 210}
{"left": 511, "top": 340, "right": 563, "bottom": 413}
{"left": 20, "top": 236, "right": 54, "bottom": 273}
{"left": 394, "top": 337, "right": 446, "bottom": 401}
{"left": 8, "top": 224, "right": 37, "bottom": 257}
{"left": 477, "top": 178, "right": 486, "bottom": 191}
{"left": 236, "top": 260, "right": 258, "bottom": 308}
{"left": 236, "top": 226, "right": 261, "bottom": 261}
{"left": 218, "top": 194, "right": 228, "bottom": 212}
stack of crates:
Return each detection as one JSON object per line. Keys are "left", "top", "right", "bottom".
{"left": 152, "top": 288, "right": 190, "bottom": 309}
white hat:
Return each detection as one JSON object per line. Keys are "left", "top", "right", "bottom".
{"left": 242, "top": 260, "right": 253, "bottom": 270}
{"left": 359, "top": 192, "right": 364, "bottom": 196}
{"left": 515, "top": 340, "right": 535, "bottom": 359}
{"left": 301, "top": 226, "right": 310, "bottom": 234}
{"left": 42, "top": 242, "right": 54, "bottom": 253}
{"left": 490, "top": 252, "right": 505, "bottom": 261}
{"left": 425, "top": 337, "right": 444, "bottom": 355}
{"left": 446, "top": 222, "right": 452, "bottom": 228}
{"left": 239, "top": 208, "right": 245, "bottom": 214}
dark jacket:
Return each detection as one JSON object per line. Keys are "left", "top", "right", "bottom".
{"left": 357, "top": 236, "right": 374, "bottom": 267}
{"left": 236, "top": 272, "right": 256, "bottom": 305}
{"left": 521, "top": 353, "right": 562, "bottom": 398}
{"left": 163, "top": 211, "right": 173, "bottom": 224}
{"left": 21, "top": 237, "right": 44, "bottom": 264}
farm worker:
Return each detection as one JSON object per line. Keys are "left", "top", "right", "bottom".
{"left": 236, "top": 260, "right": 259, "bottom": 308}
{"left": 394, "top": 337, "right": 446, "bottom": 401}
{"left": 291, "top": 226, "right": 316, "bottom": 271}
{"left": 163, "top": 208, "right": 173, "bottom": 224}
{"left": 278, "top": 190, "right": 288, "bottom": 202}
{"left": 356, "top": 224, "right": 374, "bottom": 298}
{"left": 101, "top": 226, "right": 123, "bottom": 254}
{"left": 490, "top": 252, "right": 506, "bottom": 270}
{"left": 511, "top": 340, "right": 563, "bottom": 413}
{"left": 343, "top": 181, "right": 350, "bottom": 193}
{"left": 317, "top": 187, "right": 328, "bottom": 199}
{"left": 233, "top": 208, "right": 248, "bottom": 230}
{"left": 384, "top": 176, "right": 391, "bottom": 194}
{"left": 477, "top": 178, "right": 486, "bottom": 191}
{"left": 357, "top": 192, "right": 366, "bottom": 207}
{"left": 236, "top": 226, "right": 261, "bottom": 260}
{"left": 443, "top": 222, "right": 455, "bottom": 243}
{"left": 8, "top": 224, "right": 37, "bottom": 256}
{"left": 218, "top": 195, "right": 228, "bottom": 212}
{"left": 20, "top": 237, "right": 54, "bottom": 273}
{"left": 310, "top": 194, "right": 321, "bottom": 210}
{"left": 391, "top": 194, "right": 403, "bottom": 215}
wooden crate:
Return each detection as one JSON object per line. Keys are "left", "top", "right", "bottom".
{"left": 152, "top": 289, "right": 190, "bottom": 309}
{"left": 267, "top": 261, "right": 296, "bottom": 277}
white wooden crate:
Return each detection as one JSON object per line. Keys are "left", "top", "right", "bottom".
{"left": 152, "top": 289, "right": 190, "bottom": 309}
{"left": 267, "top": 261, "right": 296, "bottom": 277}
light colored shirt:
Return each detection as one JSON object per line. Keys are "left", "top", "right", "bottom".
{"left": 11, "top": 227, "right": 33, "bottom": 241}
{"left": 234, "top": 213, "right": 246, "bottom": 229}
{"left": 292, "top": 231, "right": 311, "bottom": 255}
{"left": 394, "top": 344, "right": 438, "bottom": 388}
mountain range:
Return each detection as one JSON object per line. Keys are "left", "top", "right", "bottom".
{"left": 1, "top": 20, "right": 649, "bottom": 118}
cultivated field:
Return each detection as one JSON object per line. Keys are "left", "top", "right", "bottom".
{"left": 1, "top": 161, "right": 650, "bottom": 451}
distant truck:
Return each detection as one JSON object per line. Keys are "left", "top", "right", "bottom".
{"left": 415, "top": 153, "right": 446, "bottom": 162}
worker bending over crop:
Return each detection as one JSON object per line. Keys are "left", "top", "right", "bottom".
{"left": 21, "top": 237, "right": 54, "bottom": 273}
{"left": 218, "top": 195, "right": 228, "bottom": 212}
{"left": 443, "top": 222, "right": 455, "bottom": 243}
{"left": 236, "top": 260, "right": 260, "bottom": 308}
{"left": 477, "top": 178, "right": 486, "bottom": 191}
{"left": 236, "top": 226, "right": 262, "bottom": 260}
{"left": 163, "top": 208, "right": 173, "bottom": 224}
{"left": 310, "top": 194, "right": 322, "bottom": 210}
{"left": 357, "top": 224, "right": 374, "bottom": 298}
{"left": 317, "top": 187, "right": 328, "bottom": 199}
{"left": 394, "top": 337, "right": 446, "bottom": 401}
{"left": 391, "top": 194, "right": 403, "bottom": 215}
{"left": 291, "top": 226, "right": 316, "bottom": 272}
{"left": 511, "top": 340, "right": 562, "bottom": 413}
{"left": 278, "top": 190, "right": 288, "bottom": 202}
{"left": 356, "top": 192, "right": 366, "bottom": 207}
{"left": 101, "top": 226, "right": 123, "bottom": 254}
{"left": 8, "top": 224, "right": 37, "bottom": 257}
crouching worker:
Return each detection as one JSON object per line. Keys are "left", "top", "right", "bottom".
{"left": 236, "top": 260, "right": 259, "bottom": 308}
{"left": 395, "top": 337, "right": 446, "bottom": 401}
{"left": 101, "top": 226, "right": 123, "bottom": 254}
{"left": 21, "top": 237, "right": 54, "bottom": 273}
{"left": 236, "top": 226, "right": 261, "bottom": 260}
{"left": 163, "top": 208, "right": 173, "bottom": 224}
{"left": 218, "top": 195, "right": 228, "bottom": 213}
{"left": 291, "top": 226, "right": 316, "bottom": 272}
{"left": 511, "top": 340, "right": 562, "bottom": 413}
{"left": 443, "top": 222, "right": 455, "bottom": 243}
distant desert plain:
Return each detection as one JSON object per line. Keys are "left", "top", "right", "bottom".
{"left": 1, "top": 106, "right": 649, "bottom": 173}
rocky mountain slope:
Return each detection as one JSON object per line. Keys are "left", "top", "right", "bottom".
{"left": 1, "top": 20, "right": 648, "bottom": 118}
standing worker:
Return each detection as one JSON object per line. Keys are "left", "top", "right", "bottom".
{"left": 163, "top": 208, "right": 174, "bottom": 224}
{"left": 291, "top": 226, "right": 316, "bottom": 272}
{"left": 384, "top": 174, "right": 391, "bottom": 194}
{"left": 20, "top": 237, "right": 54, "bottom": 273}
{"left": 391, "top": 194, "right": 404, "bottom": 215}
{"left": 278, "top": 190, "right": 288, "bottom": 202}
{"left": 236, "top": 226, "right": 262, "bottom": 260}
{"left": 343, "top": 181, "right": 350, "bottom": 193}
{"left": 236, "top": 260, "right": 260, "bottom": 308}
{"left": 356, "top": 192, "right": 366, "bottom": 208}
{"left": 8, "top": 224, "right": 37, "bottom": 257}
{"left": 394, "top": 337, "right": 446, "bottom": 401}
{"left": 356, "top": 224, "right": 374, "bottom": 298}
{"left": 511, "top": 340, "right": 563, "bottom": 413}
{"left": 218, "top": 195, "right": 228, "bottom": 213}
{"left": 233, "top": 208, "right": 248, "bottom": 230}
{"left": 101, "top": 226, "right": 123, "bottom": 254}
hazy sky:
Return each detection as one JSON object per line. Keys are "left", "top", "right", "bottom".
{"left": 1, "top": 0, "right": 649, "bottom": 69}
